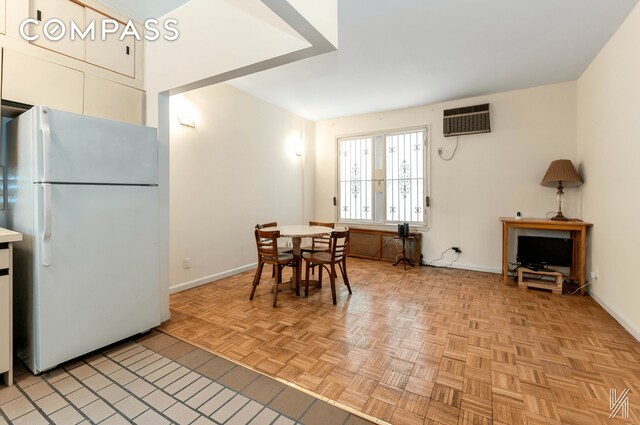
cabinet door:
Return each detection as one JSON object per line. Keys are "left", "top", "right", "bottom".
{"left": 0, "top": 0, "right": 7, "bottom": 34}
{"left": 0, "top": 274, "right": 9, "bottom": 374}
{"left": 85, "top": 8, "right": 135, "bottom": 78}
{"left": 84, "top": 75, "right": 143, "bottom": 124}
{"left": 29, "top": 0, "right": 85, "bottom": 60}
{"left": 3, "top": 49, "right": 84, "bottom": 114}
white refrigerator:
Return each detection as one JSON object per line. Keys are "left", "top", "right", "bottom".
{"left": 6, "top": 106, "right": 161, "bottom": 374}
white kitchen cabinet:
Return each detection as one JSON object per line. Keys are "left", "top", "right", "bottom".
{"left": 84, "top": 74, "right": 144, "bottom": 125}
{"left": 85, "top": 8, "right": 135, "bottom": 78}
{"left": 3, "top": 49, "right": 84, "bottom": 114}
{"left": 28, "top": 0, "right": 85, "bottom": 60}
{"left": 0, "top": 229, "right": 23, "bottom": 387}
{"left": 0, "top": 0, "right": 7, "bottom": 34}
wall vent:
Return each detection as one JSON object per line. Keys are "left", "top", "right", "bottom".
{"left": 443, "top": 103, "right": 491, "bottom": 137}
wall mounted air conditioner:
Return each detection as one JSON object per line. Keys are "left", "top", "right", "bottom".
{"left": 443, "top": 103, "right": 491, "bottom": 137}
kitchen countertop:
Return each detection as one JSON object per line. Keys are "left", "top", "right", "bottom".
{"left": 0, "top": 228, "right": 23, "bottom": 244}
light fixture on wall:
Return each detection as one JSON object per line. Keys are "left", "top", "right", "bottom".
{"left": 294, "top": 136, "right": 305, "bottom": 157}
{"left": 541, "top": 159, "right": 583, "bottom": 221}
{"left": 177, "top": 113, "right": 196, "bottom": 128}
{"left": 172, "top": 94, "right": 197, "bottom": 128}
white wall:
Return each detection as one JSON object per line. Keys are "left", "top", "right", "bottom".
{"left": 577, "top": 3, "right": 640, "bottom": 338}
{"left": 144, "top": 0, "right": 336, "bottom": 320}
{"left": 315, "top": 82, "right": 578, "bottom": 272}
{"left": 169, "top": 83, "right": 314, "bottom": 292}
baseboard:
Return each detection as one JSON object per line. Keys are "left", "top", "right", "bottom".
{"left": 170, "top": 263, "right": 257, "bottom": 294}
{"left": 588, "top": 291, "right": 640, "bottom": 342}
{"left": 426, "top": 261, "right": 502, "bottom": 275}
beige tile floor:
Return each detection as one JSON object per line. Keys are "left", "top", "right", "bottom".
{"left": 0, "top": 332, "right": 373, "bottom": 425}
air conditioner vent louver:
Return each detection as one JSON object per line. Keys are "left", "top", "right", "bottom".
{"left": 443, "top": 103, "right": 491, "bottom": 137}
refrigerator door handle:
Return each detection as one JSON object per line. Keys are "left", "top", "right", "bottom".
{"left": 42, "top": 183, "right": 53, "bottom": 267}
{"left": 39, "top": 107, "right": 52, "bottom": 183}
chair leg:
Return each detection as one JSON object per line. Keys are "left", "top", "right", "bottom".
{"left": 329, "top": 265, "right": 337, "bottom": 305}
{"left": 338, "top": 262, "right": 352, "bottom": 294}
{"left": 273, "top": 266, "right": 280, "bottom": 308}
{"left": 272, "top": 265, "right": 276, "bottom": 278}
{"left": 250, "top": 262, "right": 264, "bottom": 300}
{"left": 318, "top": 265, "right": 323, "bottom": 288}
{"left": 304, "top": 260, "right": 311, "bottom": 297}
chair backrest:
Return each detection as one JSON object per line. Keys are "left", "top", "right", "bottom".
{"left": 256, "top": 222, "right": 278, "bottom": 230}
{"left": 255, "top": 229, "right": 281, "bottom": 264}
{"left": 330, "top": 229, "right": 349, "bottom": 262}
{"left": 309, "top": 221, "right": 334, "bottom": 249}
{"left": 256, "top": 222, "right": 278, "bottom": 244}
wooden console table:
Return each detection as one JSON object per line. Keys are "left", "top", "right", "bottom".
{"left": 501, "top": 218, "right": 593, "bottom": 295}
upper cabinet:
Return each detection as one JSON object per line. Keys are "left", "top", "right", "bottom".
{"left": 3, "top": 49, "right": 84, "bottom": 114}
{"left": 84, "top": 8, "right": 135, "bottom": 78}
{"left": 0, "top": 0, "right": 7, "bottom": 34}
{"left": 0, "top": 1, "right": 145, "bottom": 124}
{"left": 28, "top": 0, "right": 85, "bottom": 60}
{"left": 84, "top": 75, "right": 143, "bottom": 124}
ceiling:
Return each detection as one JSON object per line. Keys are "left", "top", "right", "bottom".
{"left": 228, "top": 0, "right": 639, "bottom": 120}
{"left": 93, "top": 1, "right": 639, "bottom": 121}
{"left": 94, "top": 0, "right": 191, "bottom": 22}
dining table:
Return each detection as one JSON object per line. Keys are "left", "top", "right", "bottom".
{"left": 262, "top": 224, "right": 334, "bottom": 293}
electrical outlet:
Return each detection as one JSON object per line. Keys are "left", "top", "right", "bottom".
{"left": 183, "top": 258, "right": 192, "bottom": 269}
{"left": 590, "top": 271, "right": 598, "bottom": 280}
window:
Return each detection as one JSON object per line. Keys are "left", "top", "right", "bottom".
{"left": 338, "top": 128, "right": 429, "bottom": 226}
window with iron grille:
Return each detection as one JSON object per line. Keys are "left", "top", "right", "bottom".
{"left": 337, "top": 128, "right": 429, "bottom": 226}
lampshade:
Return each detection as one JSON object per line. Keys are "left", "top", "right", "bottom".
{"left": 541, "top": 160, "right": 583, "bottom": 188}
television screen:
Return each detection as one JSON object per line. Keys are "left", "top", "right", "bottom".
{"left": 517, "top": 236, "right": 572, "bottom": 267}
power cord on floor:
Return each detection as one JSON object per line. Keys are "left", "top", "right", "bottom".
{"left": 425, "top": 248, "right": 460, "bottom": 268}
{"left": 426, "top": 248, "right": 452, "bottom": 266}
{"left": 567, "top": 282, "right": 591, "bottom": 295}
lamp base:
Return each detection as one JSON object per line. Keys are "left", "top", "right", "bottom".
{"left": 550, "top": 212, "right": 570, "bottom": 221}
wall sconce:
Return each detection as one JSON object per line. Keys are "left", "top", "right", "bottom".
{"left": 177, "top": 113, "right": 196, "bottom": 128}
{"left": 294, "top": 137, "right": 305, "bottom": 157}
{"left": 172, "top": 94, "right": 197, "bottom": 128}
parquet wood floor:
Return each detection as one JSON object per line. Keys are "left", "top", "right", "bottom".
{"left": 160, "top": 258, "right": 640, "bottom": 425}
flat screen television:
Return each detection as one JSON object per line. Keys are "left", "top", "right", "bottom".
{"left": 517, "top": 236, "right": 572, "bottom": 268}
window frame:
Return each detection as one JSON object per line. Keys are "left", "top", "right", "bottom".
{"left": 335, "top": 125, "right": 431, "bottom": 230}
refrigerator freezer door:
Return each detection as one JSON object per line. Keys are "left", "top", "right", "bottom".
{"left": 35, "top": 107, "right": 158, "bottom": 185}
{"left": 32, "top": 183, "right": 160, "bottom": 373}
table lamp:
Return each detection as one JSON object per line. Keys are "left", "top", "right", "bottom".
{"left": 541, "top": 159, "right": 583, "bottom": 221}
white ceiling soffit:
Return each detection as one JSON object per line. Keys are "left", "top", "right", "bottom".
{"left": 160, "top": 0, "right": 337, "bottom": 96}
{"left": 228, "top": 0, "right": 640, "bottom": 121}
{"left": 93, "top": 0, "right": 192, "bottom": 22}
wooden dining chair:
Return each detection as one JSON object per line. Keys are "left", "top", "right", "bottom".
{"left": 256, "top": 222, "right": 292, "bottom": 278}
{"left": 250, "top": 229, "right": 296, "bottom": 307}
{"left": 301, "top": 221, "right": 335, "bottom": 277}
{"left": 302, "top": 229, "right": 352, "bottom": 305}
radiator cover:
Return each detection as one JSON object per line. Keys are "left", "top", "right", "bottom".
{"left": 348, "top": 228, "right": 422, "bottom": 265}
